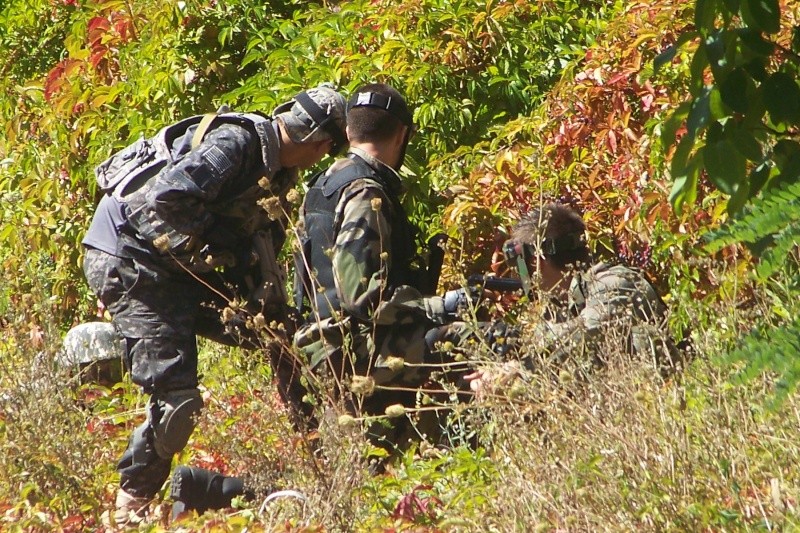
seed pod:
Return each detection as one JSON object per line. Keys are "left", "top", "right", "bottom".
{"left": 349, "top": 375, "right": 375, "bottom": 396}
{"left": 384, "top": 404, "right": 406, "bottom": 418}
{"left": 338, "top": 414, "right": 357, "bottom": 427}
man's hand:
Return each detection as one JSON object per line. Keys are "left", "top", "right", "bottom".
{"left": 464, "top": 361, "right": 525, "bottom": 401}
{"left": 464, "top": 368, "right": 490, "bottom": 401}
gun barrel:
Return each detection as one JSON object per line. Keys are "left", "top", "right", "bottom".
{"left": 468, "top": 274, "right": 523, "bottom": 292}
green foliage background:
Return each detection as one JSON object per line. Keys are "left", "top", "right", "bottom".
{"left": 0, "top": 0, "right": 620, "bottom": 326}
{"left": 2, "top": 0, "right": 800, "bottom": 529}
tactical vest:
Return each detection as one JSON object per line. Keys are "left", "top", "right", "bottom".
{"left": 295, "top": 155, "right": 420, "bottom": 319}
{"left": 96, "top": 112, "right": 274, "bottom": 271}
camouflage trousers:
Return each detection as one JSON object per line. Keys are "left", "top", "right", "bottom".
{"left": 311, "top": 321, "right": 479, "bottom": 455}
{"left": 83, "top": 248, "right": 289, "bottom": 498}
{"left": 83, "top": 247, "right": 245, "bottom": 391}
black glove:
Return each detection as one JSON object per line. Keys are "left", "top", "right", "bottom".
{"left": 483, "top": 321, "right": 520, "bottom": 358}
{"left": 443, "top": 287, "right": 480, "bottom": 318}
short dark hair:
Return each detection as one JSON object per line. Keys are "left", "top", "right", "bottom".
{"left": 513, "top": 202, "right": 590, "bottom": 269}
{"left": 347, "top": 83, "right": 410, "bottom": 143}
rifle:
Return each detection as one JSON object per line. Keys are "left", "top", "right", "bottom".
{"left": 467, "top": 274, "right": 524, "bottom": 293}
{"left": 422, "top": 233, "right": 448, "bottom": 295}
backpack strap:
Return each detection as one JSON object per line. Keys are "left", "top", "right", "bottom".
{"left": 191, "top": 112, "right": 219, "bottom": 149}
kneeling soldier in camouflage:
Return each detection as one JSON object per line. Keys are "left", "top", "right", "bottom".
{"left": 164, "top": 83, "right": 484, "bottom": 518}
{"left": 466, "top": 202, "right": 683, "bottom": 394}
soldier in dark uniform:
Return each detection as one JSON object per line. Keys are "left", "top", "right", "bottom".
{"left": 81, "top": 85, "right": 347, "bottom": 526}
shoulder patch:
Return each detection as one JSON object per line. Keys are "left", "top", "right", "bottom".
{"left": 203, "top": 145, "right": 234, "bottom": 176}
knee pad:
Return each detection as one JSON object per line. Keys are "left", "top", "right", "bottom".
{"left": 151, "top": 388, "right": 203, "bottom": 459}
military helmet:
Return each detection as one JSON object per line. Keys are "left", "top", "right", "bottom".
{"left": 273, "top": 84, "right": 348, "bottom": 155}
{"left": 59, "top": 322, "right": 125, "bottom": 385}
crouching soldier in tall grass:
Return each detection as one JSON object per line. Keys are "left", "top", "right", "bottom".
{"left": 466, "top": 202, "right": 684, "bottom": 395}
{"left": 81, "top": 85, "right": 347, "bottom": 526}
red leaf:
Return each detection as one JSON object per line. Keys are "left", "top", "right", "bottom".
{"left": 607, "top": 71, "right": 629, "bottom": 86}
{"left": 195, "top": 448, "right": 229, "bottom": 473}
{"left": 87, "top": 16, "right": 110, "bottom": 39}
{"left": 44, "top": 61, "right": 67, "bottom": 101}
{"left": 89, "top": 49, "right": 108, "bottom": 70}
{"left": 61, "top": 514, "right": 85, "bottom": 530}
{"left": 607, "top": 130, "right": 618, "bottom": 153}
{"left": 391, "top": 484, "right": 442, "bottom": 522}
{"left": 113, "top": 18, "right": 133, "bottom": 41}
{"left": 43, "top": 59, "right": 81, "bottom": 101}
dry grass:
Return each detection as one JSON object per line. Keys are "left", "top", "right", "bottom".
{"left": 2, "top": 268, "right": 800, "bottom": 531}
{"left": 480, "top": 356, "right": 800, "bottom": 531}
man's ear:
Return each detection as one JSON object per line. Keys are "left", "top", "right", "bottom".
{"left": 394, "top": 126, "right": 408, "bottom": 148}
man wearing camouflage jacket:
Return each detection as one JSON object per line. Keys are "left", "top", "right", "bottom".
{"left": 467, "top": 202, "right": 682, "bottom": 394}
{"left": 81, "top": 85, "right": 346, "bottom": 525}
{"left": 293, "top": 83, "right": 472, "bottom": 452}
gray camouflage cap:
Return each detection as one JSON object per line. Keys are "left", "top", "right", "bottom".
{"left": 273, "top": 84, "right": 348, "bottom": 154}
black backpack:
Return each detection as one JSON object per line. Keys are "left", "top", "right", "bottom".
{"left": 94, "top": 111, "right": 267, "bottom": 199}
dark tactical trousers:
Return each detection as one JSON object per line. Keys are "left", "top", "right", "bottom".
{"left": 83, "top": 248, "right": 255, "bottom": 498}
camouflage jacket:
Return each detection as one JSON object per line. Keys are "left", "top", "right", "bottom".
{"left": 293, "top": 148, "right": 448, "bottom": 385}
{"left": 121, "top": 118, "right": 296, "bottom": 278}
{"left": 525, "top": 262, "right": 678, "bottom": 371}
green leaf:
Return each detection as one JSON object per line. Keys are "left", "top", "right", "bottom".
{"left": 707, "top": 121, "right": 724, "bottom": 144}
{"left": 661, "top": 101, "right": 692, "bottom": 150}
{"left": 719, "top": 67, "right": 751, "bottom": 113}
{"left": 722, "top": 0, "right": 740, "bottom": 13}
{"left": 741, "top": 0, "right": 781, "bottom": 34}
{"left": 774, "top": 151, "right": 800, "bottom": 187}
{"left": 709, "top": 87, "right": 729, "bottom": 119}
{"left": 730, "top": 126, "right": 763, "bottom": 162}
{"left": 654, "top": 47, "right": 678, "bottom": 73}
{"left": 689, "top": 44, "right": 709, "bottom": 93}
{"left": 726, "top": 178, "right": 750, "bottom": 215}
{"left": 773, "top": 140, "right": 800, "bottom": 174}
{"left": 742, "top": 57, "right": 768, "bottom": 82}
{"left": 0, "top": 223, "right": 15, "bottom": 241}
{"left": 793, "top": 25, "right": 800, "bottom": 54}
{"left": 686, "top": 87, "right": 712, "bottom": 140}
{"left": 704, "top": 30, "right": 729, "bottom": 80}
{"left": 670, "top": 134, "right": 696, "bottom": 180}
{"left": 742, "top": 83, "right": 767, "bottom": 125}
{"left": 749, "top": 161, "right": 773, "bottom": 196}
{"left": 704, "top": 139, "right": 747, "bottom": 195}
{"left": 653, "top": 31, "right": 699, "bottom": 73}
{"left": 672, "top": 151, "right": 703, "bottom": 212}
{"left": 763, "top": 72, "right": 800, "bottom": 125}
{"left": 695, "top": 0, "right": 719, "bottom": 32}
{"left": 736, "top": 28, "right": 776, "bottom": 57}
{"left": 669, "top": 173, "right": 689, "bottom": 213}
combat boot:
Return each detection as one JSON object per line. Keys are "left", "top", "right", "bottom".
{"left": 170, "top": 465, "right": 252, "bottom": 520}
